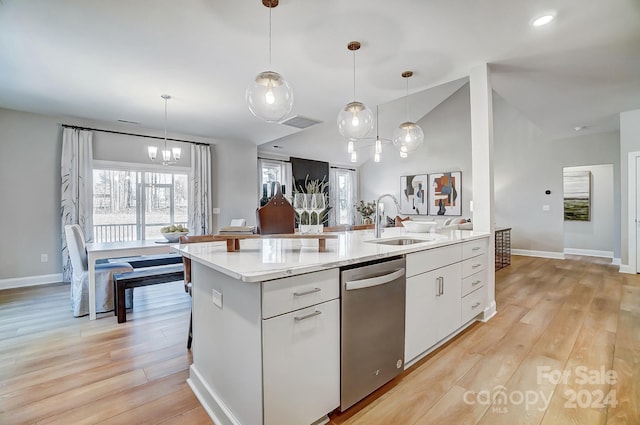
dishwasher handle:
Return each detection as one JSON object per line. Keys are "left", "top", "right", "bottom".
{"left": 344, "top": 268, "right": 405, "bottom": 291}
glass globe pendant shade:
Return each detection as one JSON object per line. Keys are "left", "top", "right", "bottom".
{"left": 392, "top": 121, "right": 424, "bottom": 154}
{"left": 337, "top": 101, "right": 374, "bottom": 140}
{"left": 246, "top": 70, "right": 294, "bottom": 123}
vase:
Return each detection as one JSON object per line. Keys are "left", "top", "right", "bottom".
{"left": 363, "top": 217, "right": 373, "bottom": 225}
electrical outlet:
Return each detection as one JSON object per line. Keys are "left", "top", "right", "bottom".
{"left": 212, "top": 208, "right": 221, "bottom": 214}
{"left": 542, "top": 205, "right": 550, "bottom": 212}
{"left": 212, "top": 288, "right": 223, "bottom": 308}
{"left": 40, "top": 254, "right": 48, "bottom": 262}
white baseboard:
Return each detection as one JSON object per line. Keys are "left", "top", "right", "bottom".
{"left": 612, "top": 258, "right": 621, "bottom": 266}
{"left": 0, "top": 273, "right": 63, "bottom": 290}
{"left": 619, "top": 264, "right": 635, "bottom": 274}
{"left": 563, "top": 248, "right": 614, "bottom": 258}
{"left": 511, "top": 249, "right": 565, "bottom": 260}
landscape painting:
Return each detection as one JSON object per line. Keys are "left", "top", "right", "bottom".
{"left": 564, "top": 170, "right": 591, "bottom": 221}
{"left": 428, "top": 172, "right": 461, "bottom": 216}
{"left": 400, "top": 174, "right": 428, "bottom": 215}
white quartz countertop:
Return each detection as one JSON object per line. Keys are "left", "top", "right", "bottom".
{"left": 177, "top": 227, "right": 490, "bottom": 283}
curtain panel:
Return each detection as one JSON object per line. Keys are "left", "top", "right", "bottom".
{"left": 60, "top": 128, "right": 94, "bottom": 282}
{"left": 189, "top": 144, "right": 212, "bottom": 235}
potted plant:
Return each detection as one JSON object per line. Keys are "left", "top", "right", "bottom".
{"left": 355, "top": 200, "right": 376, "bottom": 225}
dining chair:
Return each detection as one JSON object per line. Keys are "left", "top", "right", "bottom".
{"left": 64, "top": 224, "right": 134, "bottom": 317}
{"left": 179, "top": 234, "right": 218, "bottom": 349}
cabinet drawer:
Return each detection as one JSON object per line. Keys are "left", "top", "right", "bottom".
{"left": 462, "top": 238, "right": 488, "bottom": 259}
{"left": 461, "top": 287, "right": 486, "bottom": 324}
{"left": 406, "top": 243, "right": 461, "bottom": 277}
{"left": 461, "top": 269, "right": 486, "bottom": 297}
{"left": 462, "top": 254, "right": 487, "bottom": 278}
{"left": 262, "top": 269, "right": 339, "bottom": 319}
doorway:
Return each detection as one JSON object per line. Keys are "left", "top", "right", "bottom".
{"left": 562, "top": 164, "right": 614, "bottom": 259}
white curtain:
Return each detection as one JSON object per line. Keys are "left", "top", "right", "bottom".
{"left": 189, "top": 144, "right": 212, "bottom": 235}
{"left": 61, "top": 128, "right": 94, "bottom": 282}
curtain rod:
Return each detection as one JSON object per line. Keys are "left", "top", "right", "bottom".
{"left": 258, "top": 156, "right": 291, "bottom": 163}
{"left": 61, "top": 124, "right": 209, "bottom": 146}
{"left": 330, "top": 165, "right": 356, "bottom": 171}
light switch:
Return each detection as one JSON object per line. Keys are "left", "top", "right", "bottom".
{"left": 212, "top": 208, "right": 221, "bottom": 214}
{"left": 542, "top": 205, "right": 550, "bottom": 211}
{"left": 212, "top": 288, "right": 223, "bottom": 308}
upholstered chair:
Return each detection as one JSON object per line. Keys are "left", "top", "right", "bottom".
{"left": 64, "top": 224, "right": 134, "bottom": 317}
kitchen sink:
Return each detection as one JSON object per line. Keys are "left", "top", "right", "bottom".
{"left": 367, "top": 237, "right": 429, "bottom": 246}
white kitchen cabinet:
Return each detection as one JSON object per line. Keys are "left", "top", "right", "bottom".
{"left": 405, "top": 262, "right": 462, "bottom": 363}
{"left": 263, "top": 299, "right": 340, "bottom": 425}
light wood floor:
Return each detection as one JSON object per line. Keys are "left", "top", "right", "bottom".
{"left": 1, "top": 255, "right": 638, "bottom": 425}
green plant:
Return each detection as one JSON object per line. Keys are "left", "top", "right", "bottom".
{"left": 355, "top": 200, "right": 376, "bottom": 218}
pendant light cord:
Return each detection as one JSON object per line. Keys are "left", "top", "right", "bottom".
{"left": 268, "top": 5, "right": 272, "bottom": 69}
{"left": 164, "top": 96, "right": 168, "bottom": 152}
{"left": 405, "top": 77, "right": 409, "bottom": 121}
{"left": 352, "top": 49, "right": 356, "bottom": 101}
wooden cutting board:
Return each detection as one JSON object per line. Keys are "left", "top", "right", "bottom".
{"left": 212, "top": 233, "right": 338, "bottom": 252}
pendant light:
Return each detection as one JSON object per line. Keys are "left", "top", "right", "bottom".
{"left": 148, "top": 94, "right": 181, "bottom": 165}
{"left": 246, "top": 0, "right": 293, "bottom": 123}
{"left": 392, "top": 71, "right": 424, "bottom": 157}
{"left": 337, "top": 41, "right": 374, "bottom": 140}
{"left": 374, "top": 105, "right": 382, "bottom": 162}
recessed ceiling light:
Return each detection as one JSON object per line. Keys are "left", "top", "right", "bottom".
{"left": 574, "top": 126, "right": 587, "bottom": 132}
{"left": 272, "top": 145, "right": 283, "bottom": 149}
{"left": 532, "top": 14, "right": 554, "bottom": 27}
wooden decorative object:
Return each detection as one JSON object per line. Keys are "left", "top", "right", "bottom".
{"left": 262, "top": 0, "right": 279, "bottom": 8}
{"left": 212, "top": 233, "right": 338, "bottom": 253}
{"left": 256, "top": 183, "right": 295, "bottom": 235}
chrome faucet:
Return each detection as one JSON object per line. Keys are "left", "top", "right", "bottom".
{"left": 374, "top": 193, "right": 401, "bottom": 238}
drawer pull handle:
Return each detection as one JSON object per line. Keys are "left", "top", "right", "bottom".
{"left": 293, "top": 287, "right": 321, "bottom": 297}
{"left": 472, "top": 247, "right": 481, "bottom": 251}
{"left": 471, "top": 302, "right": 481, "bottom": 309}
{"left": 294, "top": 310, "right": 322, "bottom": 321}
{"left": 472, "top": 280, "right": 481, "bottom": 286}
{"left": 472, "top": 264, "right": 482, "bottom": 269}
{"left": 436, "top": 277, "right": 444, "bottom": 296}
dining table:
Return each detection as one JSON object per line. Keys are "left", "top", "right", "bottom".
{"left": 85, "top": 239, "right": 176, "bottom": 320}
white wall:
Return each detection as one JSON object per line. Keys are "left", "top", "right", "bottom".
{"left": 360, "top": 84, "right": 473, "bottom": 222}
{"left": 0, "top": 107, "right": 258, "bottom": 283}
{"left": 563, "top": 164, "right": 614, "bottom": 256}
{"left": 358, "top": 87, "right": 622, "bottom": 258}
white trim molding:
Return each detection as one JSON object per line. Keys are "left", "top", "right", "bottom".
{"left": 0, "top": 273, "right": 63, "bottom": 290}
{"left": 619, "top": 264, "right": 634, "bottom": 274}
{"left": 511, "top": 249, "right": 565, "bottom": 259}
{"left": 563, "top": 248, "right": 614, "bottom": 259}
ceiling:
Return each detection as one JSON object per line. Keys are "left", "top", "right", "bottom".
{"left": 1, "top": 0, "right": 639, "bottom": 165}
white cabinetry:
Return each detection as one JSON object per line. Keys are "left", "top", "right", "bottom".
{"left": 461, "top": 238, "right": 488, "bottom": 324}
{"left": 262, "top": 269, "right": 340, "bottom": 425}
{"left": 405, "top": 263, "right": 461, "bottom": 362}
{"left": 404, "top": 237, "right": 489, "bottom": 365}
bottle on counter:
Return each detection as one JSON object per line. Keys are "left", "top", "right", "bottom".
{"left": 259, "top": 183, "right": 269, "bottom": 206}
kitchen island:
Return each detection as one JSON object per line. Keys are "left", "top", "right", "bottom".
{"left": 178, "top": 227, "right": 493, "bottom": 425}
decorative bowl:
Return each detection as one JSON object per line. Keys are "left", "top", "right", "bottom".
{"left": 402, "top": 221, "right": 437, "bottom": 233}
{"left": 160, "top": 231, "right": 189, "bottom": 243}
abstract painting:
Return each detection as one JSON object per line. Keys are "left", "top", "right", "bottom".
{"left": 564, "top": 170, "right": 591, "bottom": 221}
{"left": 428, "top": 172, "right": 461, "bottom": 216}
{"left": 400, "top": 174, "right": 428, "bottom": 215}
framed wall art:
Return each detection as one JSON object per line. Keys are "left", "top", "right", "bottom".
{"left": 563, "top": 170, "right": 591, "bottom": 221}
{"left": 399, "top": 174, "right": 428, "bottom": 215}
{"left": 428, "top": 172, "right": 461, "bottom": 216}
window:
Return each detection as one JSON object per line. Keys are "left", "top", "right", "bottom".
{"left": 92, "top": 168, "right": 189, "bottom": 242}
{"left": 330, "top": 167, "right": 357, "bottom": 225}
{"left": 258, "top": 159, "right": 292, "bottom": 200}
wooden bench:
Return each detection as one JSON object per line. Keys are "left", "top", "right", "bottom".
{"left": 113, "top": 264, "right": 184, "bottom": 323}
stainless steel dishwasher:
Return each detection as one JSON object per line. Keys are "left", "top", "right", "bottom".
{"left": 340, "top": 256, "right": 406, "bottom": 411}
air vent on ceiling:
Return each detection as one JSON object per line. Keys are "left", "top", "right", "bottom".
{"left": 279, "top": 115, "right": 322, "bottom": 129}
{"left": 117, "top": 119, "right": 140, "bottom": 125}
